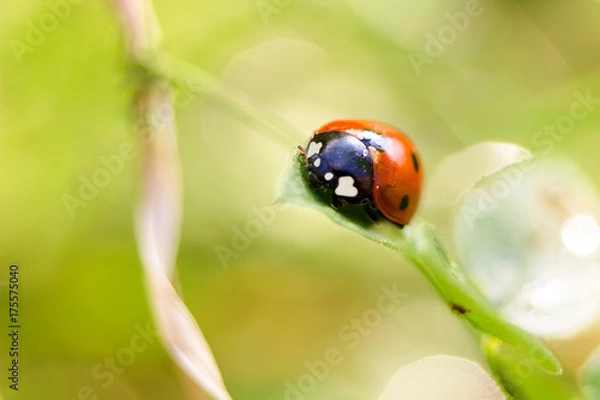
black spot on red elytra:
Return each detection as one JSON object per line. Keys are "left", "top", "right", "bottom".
{"left": 412, "top": 153, "right": 419, "bottom": 172}
{"left": 399, "top": 195, "right": 410, "bottom": 210}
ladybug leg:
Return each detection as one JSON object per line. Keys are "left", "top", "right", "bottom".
{"left": 365, "top": 203, "right": 380, "bottom": 222}
{"left": 365, "top": 201, "right": 396, "bottom": 224}
{"left": 307, "top": 171, "right": 324, "bottom": 188}
{"left": 331, "top": 195, "right": 344, "bottom": 210}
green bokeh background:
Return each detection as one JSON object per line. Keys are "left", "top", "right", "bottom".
{"left": 1, "top": 0, "right": 600, "bottom": 399}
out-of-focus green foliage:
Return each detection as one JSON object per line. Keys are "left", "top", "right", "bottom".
{"left": 581, "top": 348, "right": 600, "bottom": 400}
{"left": 1, "top": 0, "right": 600, "bottom": 399}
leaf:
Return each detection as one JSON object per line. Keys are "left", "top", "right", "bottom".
{"left": 485, "top": 338, "right": 582, "bottom": 400}
{"left": 378, "top": 355, "right": 506, "bottom": 400}
{"left": 279, "top": 151, "right": 562, "bottom": 376}
{"left": 278, "top": 151, "right": 410, "bottom": 253}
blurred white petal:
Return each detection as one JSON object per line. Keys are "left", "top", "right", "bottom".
{"left": 455, "top": 159, "right": 600, "bottom": 339}
{"left": 561, "top": 215, "right": 600, "bottom": 257}
{"left": 427, "top": 142, "right": 531, "bottom": 210}
{"left": 378, "top": 355, "right": 505, "bottom": 400}
{"left": 135, "top": 85, "right": 231, "bottom": 399}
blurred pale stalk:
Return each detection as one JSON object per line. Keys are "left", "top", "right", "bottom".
{"left": 110, "top": 0, "right": 231, "bottom": 398}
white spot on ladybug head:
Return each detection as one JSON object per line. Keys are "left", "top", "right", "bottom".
{"left": 306, "top": 141, "right": 323, "bottom": 158}
{"left": 324, "top": 172, "right": 334, "bottom": 181}
{"left": 335, "top": 176, "right": 359, "bottom": 197}
{"left": 313, "top": 158, "right": 321, "bottom": 167}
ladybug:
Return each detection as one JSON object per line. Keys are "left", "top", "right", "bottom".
{"left": 300, "top": 120, "right": 423, "bottom": 227}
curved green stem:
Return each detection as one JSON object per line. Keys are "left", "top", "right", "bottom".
{"left": 144, "top": 54, "right": 305, "bottom": 148}
{"left": 403, "top": 222, "right": 562, "bottom": 374}
{"left": 404, "top": 223, "right": 585, "bottom": 399}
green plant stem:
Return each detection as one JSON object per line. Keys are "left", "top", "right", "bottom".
{"left": 403, "top": 222, "right": 582, "bottom": 399}
{"left": 145, "top": 54, "right": 305, "bottom": 148}
{"left": 403, "top": 223, "right": 553, "bottom": 368}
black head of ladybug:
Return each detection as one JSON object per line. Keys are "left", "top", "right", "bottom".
{"left": 303, "top": 131, "right": 373, "bottom": 209}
